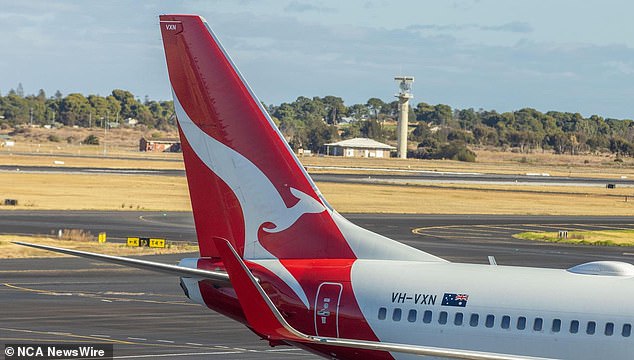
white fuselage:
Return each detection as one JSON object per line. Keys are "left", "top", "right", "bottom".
{"left": 351, "top": 260, "right": 634, "bottom": 359}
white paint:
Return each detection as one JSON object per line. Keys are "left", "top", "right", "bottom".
{"left": 174, "top": 93, "right": 316, "bottom": 308}
{"left": 331, "top": 211, "right": 446, "bottom": 262}
{"left": 351, "top": 259, "right": 634, "bottom": 359}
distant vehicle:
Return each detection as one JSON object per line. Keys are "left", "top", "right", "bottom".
{"left": 18, "top": 14, "right": 634, "bottom": 360}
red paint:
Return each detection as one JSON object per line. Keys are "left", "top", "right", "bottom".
{"left": 160, "top": 14, "right": 354, "bottom": 261}
{"left": 160, "top": 14, "right": 393, "bottom": 359}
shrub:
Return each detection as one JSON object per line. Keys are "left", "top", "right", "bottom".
{"left": 436, "top": 142, "right": 477, "bottom": 162}
{"left": 59, "top": 229, "right": 95, "bottom": 242}
{"left": 453, "top": 147, "right": 477, "bottom": 162}
{"left": 412, "top": 140, "right": 477, "bottom": 162}
{"left": 83, "top": 134, "right": 99, "bottom": 145}
{"left": 47, "top": 134, "right": 61, "bottom": 142}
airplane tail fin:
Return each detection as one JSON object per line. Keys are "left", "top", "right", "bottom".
{"left": 159, "top": 15, "right": 443, "bottom": 264}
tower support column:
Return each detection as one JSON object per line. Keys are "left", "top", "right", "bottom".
{"left": 394, "top": 76, "right": 414, "bottom": 159}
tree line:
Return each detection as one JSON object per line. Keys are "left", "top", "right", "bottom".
{"left": 0, "top": 85, "right": 173, "bottom": 130}
{"left": 267, "top": 96, "right": 634, "bottom": 160}
{"left": 2, "top": 85, "right": 634, "bottom": 160}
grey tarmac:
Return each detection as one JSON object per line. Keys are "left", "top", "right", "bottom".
{"left": 1, "top": 210, "right": 633, "bottom": 359}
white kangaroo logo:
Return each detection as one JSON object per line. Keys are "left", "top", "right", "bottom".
{"left": 174, "top": 92, "right": 324, "bottom": 308}
{"left": 261, "top": 187, "right": 326, "bottom": 234}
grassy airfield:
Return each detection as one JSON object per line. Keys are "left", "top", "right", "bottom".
{"left": 514, "top": 230, "right": 634, "bottom": 247}
{"left": 0, "top": 170, "right": 633, "bottom": 215}
{"left": 1, "top": 148, "right": 633, "bottom": 215}
{"left": 2, "top": 143, "right": 634, "bottom": 256}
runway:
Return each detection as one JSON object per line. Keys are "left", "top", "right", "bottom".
{"left": 1, "top": 255, "right": 312, "bottom": 359}
{"left": 2, "top": 164, "right": 633, "bottom": 187}
{"left": 2, "top": 211, "right": 634, "bottom": 359}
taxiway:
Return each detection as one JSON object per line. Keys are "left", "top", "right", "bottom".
{"left": 2, "top": 211, "right": 633, "bottom": 359}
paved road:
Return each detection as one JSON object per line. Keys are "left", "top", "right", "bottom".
{"left": 2, "top": 164, "right": 633, "bottom": 187}
{"left": 2, "top": 211, "right": 633, "bottom": 359}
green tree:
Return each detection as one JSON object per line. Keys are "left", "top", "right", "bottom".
{"left": 87, "top": 95, "right": 109, "bottom": 127}
{"left": 321, "top": 95, "right": 346, "bottom": 125}
{"left": 60, "top": 93, "right": 91, "bottom": 126}
{"left": 360, "top": 119, "right": 383, "bottom": 140}
{"left": 348, "top": 104, "right": 369, "bottom": 120}
{"left": 366, "top": 98, "right": 385, "bottom": 120}
{"left": 410, "top": 121, "right": 431, "bottom": 142}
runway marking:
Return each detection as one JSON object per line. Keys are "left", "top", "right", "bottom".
{"left": 473, "top": 225, "right": 533, "bottom": 232}
{"left": 454, "top": 226, "right": 510, "bottom": 234}
{"left": 0, "top": 268, "right": 133, "bottom": 275}
{"left": 128, "top": 337, "right": 147, "bottom": 341}
{"left": 411, "top": 233, "right": 510, "bottom": 241}
{"left": 0, "top": 327, "right": 135, "bottom": 345}
{"left": 112, "top": 348, "right": 306, "bottom": 358}
{"left": 0, "top": 337, "right": 107, "bottom": 343}
{"left": 412, "top": 225, "right": 525, "bottom": 236}
{"left": 185, "top": 342, "right": 203, "bottom": 346}
{"left": 546, "top": 224, "right": 596, "bottom": 232}
{"left": 1, "top": 327, "right": 230, "bottom": 352}
{"left": 266, "top": 348, "right": 304, "bottom": 352}
{"left": 573, "top": 224, "right": 634, "bottom": 231}
{"left": 157, "top": 339, "right": 175, "bottom": 343}
{"left": 104, "top": 291, "right": 147, "bottom": 296}
{"left": 91, "top": 334, "right": 112, "bottom": 338}
{"left": 412, "top": 225, "right": 462, "bottom": 231}
{"left": 113, "top": 351, "right": 244, "bottom": 358}
{"left": 3, "top": 282, "right": 199, "bottom": 307}
{"left": 521, "top": 224, "right": 581, "bottom": 231}
{"left": 419, "top": 229, "right": 504, "bottom": 236}
{"left": 3, "top": 283, "right": 72, "bottom": 296}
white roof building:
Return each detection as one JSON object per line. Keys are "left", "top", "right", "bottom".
{"left": 324, "top": 138, "right": 395, "bottom": 158}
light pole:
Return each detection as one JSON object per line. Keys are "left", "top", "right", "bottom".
{"left": 103, "top": 110, "right": 109, "bottom": 156}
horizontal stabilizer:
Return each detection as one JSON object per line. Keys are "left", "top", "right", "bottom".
{"left": 214, "top": 237, "right": 556, "bottom": 360}
{"left": 12, "top": 241, "right": 230, "bottom": 284}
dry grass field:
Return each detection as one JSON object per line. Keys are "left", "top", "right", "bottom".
{"left": 3, "top": 126, "right": 634, "bottom": 178}
{"left": 0, "top": 173, "right": 191, "bottom": 211}
{"left": 2, "top": 128, "right": 634, "bottom": 215}
{"left": 1, "top": 127, "right": 183, "bottom": 165}
{"left": 1, "top": 171, "right": 633, "bottom": 215}
{"left": 302, "top": 150, "right": 634, "bottom": 180}
{"left": 317, "top": 182, "right": 634, "bottom": 215}
{"left": 0, "top": 152, "right": 184, "bottom": 169}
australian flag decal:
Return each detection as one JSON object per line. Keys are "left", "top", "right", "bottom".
{"left": 442, "top": 293, "right": 469, "bottom": 307}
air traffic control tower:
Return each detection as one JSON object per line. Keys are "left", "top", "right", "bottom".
{"left": 395, "top": 76, "right": 414, "bottom": 159}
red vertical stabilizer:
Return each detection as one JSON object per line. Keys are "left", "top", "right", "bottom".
{"left": 159, "top": 14, "right": 355, "bottom": 262}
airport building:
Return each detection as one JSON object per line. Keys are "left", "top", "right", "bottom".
{"left": 324, "top": 137, "right": 395, "bottom": 158}
{"left": 139, "top": 137, "right": 181, "bottom": 152}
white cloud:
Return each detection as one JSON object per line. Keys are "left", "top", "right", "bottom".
{"left": 604, "top": 61, "right": 634, "bottom": 75}
{"left": 284, "top": 1, "right": 335, "bottom": 13}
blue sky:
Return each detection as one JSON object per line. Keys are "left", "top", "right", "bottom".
{"left": 1, "top": 1, "right": 633, "bottom": 118}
